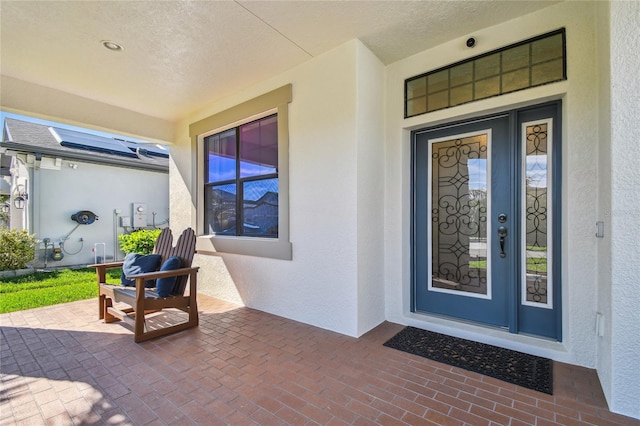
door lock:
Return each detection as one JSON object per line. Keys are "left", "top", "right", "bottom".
{"left": 498, "top": 213, "right": 508, "bottom": 223}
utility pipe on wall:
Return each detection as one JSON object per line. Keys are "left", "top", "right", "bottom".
{"left": 113, "top": 209, "right": 121, "bottom": 261}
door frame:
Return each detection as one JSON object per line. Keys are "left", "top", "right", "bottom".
{"left": 410, "top": 101, "right": 562, "bottom": 341}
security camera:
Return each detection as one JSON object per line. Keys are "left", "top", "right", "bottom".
{"left": 466, "top": 37, "right": 477, "bottom": 48}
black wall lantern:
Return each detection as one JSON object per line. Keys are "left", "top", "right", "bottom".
{"left": 13, "top": 185, "right": 28, "bottom": 209}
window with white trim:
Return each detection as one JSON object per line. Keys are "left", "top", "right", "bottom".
{"left": 204, "top": 114, "right": 278, "bottom": 238}
{"left": 191, "top": 84, "right": 292, "bottom": 260}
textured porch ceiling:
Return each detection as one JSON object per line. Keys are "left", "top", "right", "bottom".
{"left": 0, "top": 1, "right": 558, "bottom": 122}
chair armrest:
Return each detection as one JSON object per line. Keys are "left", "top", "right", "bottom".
{"left": 91, "top": 261, "right": 125, "bottom": 285}
{"left": 133, "top": 267, "right": 200, "bottom": 303}
{"left": 89, "top": 261, "right": 124, "bottom": 269}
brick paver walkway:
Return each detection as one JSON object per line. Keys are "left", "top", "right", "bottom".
{"left": 1, "top": 295, "right": 638, "bottom": 425}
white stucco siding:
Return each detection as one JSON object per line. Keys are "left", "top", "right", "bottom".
{"left": 385, "top": 1, "right": 602, "bottom": 365}
{"left": 255, "top": 44, "right": 359, "bottom": 333}
{"left": 31, "top": 158, "right": 168, "bottom": 266}
{"left": 172, "top": 41, "right": 386, "bottom": 337}
{"left": 560, "top": 2, "right": 601, "bottom": 368}
{"left": 355, "top": 42, "right": 386, "bottom": 336}
{"left": 594, "top": 0, "right": 613, "bottom": 412}
{"left": 608, "top": 0, "right": 640, "bottom": 418}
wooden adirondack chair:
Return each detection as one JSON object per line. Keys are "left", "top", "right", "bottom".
{"left": 92, "top": 227, "right": 199, "bottom": 343}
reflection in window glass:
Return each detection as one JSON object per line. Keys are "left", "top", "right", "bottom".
{"left": 243, "top": 178, "right": 278, "bottom": 237}
{"left": 206, "top": 183, "right": 237, "bottom": 235}
{"left": 240, "top": 115, "right": 278, "bottom": 178}
{"left": 206, "top": 129, "right": 236, "bottom": 182}
{"left": 204, "top": 114, "right": 279, "bottom": 238}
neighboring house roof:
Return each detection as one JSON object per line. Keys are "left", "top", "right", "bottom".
{"left": 1, "top": 118, "right": 169, "bottom": 172}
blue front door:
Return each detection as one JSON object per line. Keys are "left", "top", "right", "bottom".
{"left": 412, "top": 102, "right": 561, "bottom": 340}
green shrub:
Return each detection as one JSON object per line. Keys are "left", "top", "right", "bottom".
{"left": 0, "top": 195, "right": 9, "bottom": 226}
{"left": 0, "top": 229, "right": 38, "bottom": 271}
{"left": 118, "top": 228, "right": 162, "bottom": 254}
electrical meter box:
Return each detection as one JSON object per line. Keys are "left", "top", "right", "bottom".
{"left": 132, "top": 203, "right": 147, "bottom": 228}
{"left": 120, "top": 216, "right": 131, "bottom": 227}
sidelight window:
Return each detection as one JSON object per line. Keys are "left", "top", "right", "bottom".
{"left": 522, "top": 119, "right": 553, "bottom": 308}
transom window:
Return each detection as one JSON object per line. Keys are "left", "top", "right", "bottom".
{"left": 405, "top": 29, "right": 566, "bottom": 118}
{"left": 204, "top": 114, "right": 278, "bottom": 238}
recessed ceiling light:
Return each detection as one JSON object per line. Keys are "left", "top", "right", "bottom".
{"left": 101, "top": 40, "right": 124, "bottom": 52}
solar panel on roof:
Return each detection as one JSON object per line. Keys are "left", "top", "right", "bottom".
{"left": 51, "top": 127, "right": 138, "bottom": 158}
{"left": 117, "top": 139, "right": 169, "bottom": 158}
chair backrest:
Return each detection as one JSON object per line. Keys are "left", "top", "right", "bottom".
{"left": 153, "top": 227, "right": 174, "bottom": 261}
{"left": 152, "top": 227, "right": 197, "bottom": 295}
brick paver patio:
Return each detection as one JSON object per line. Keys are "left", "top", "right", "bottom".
{"left": 1, "top": 295, "right": 638, "bottom": 425}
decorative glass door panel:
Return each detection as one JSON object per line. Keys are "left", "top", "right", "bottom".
{"left": 429, "top": 133, "right": 490, "bottom": 298}
{"left": 412, "top": 102, "right": 562, "bottom": 340}
{"left": 523, "top": 120, "right": 552, "bottom": 308}
{"left": 414, "top": 116, "right": 510, "bottom": 328}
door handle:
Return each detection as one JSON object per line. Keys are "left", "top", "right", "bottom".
{"left": 497, "top": 226, "right": 508, "bottom": 258}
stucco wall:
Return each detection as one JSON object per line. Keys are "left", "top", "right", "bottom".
{"left": 607, "top": 0, "right": 640, "bottom": 418}
{"left": 355, "top": 43, "right": 386, "bottom": 336}
{"left": 385, "top": 1, "right": 601, "bottom": 365}
{"left": 595, "top": 0, "right": 614, "bottom": 414}
{"left": 25, "top": 156, "right": 168, "bottom": 267}
{"left": 171, "top": 40, "right": 386, "bottom": 337}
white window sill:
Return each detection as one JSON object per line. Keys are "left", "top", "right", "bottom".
{"left": 196, "top": 235, "right": 292, "bottom": 260}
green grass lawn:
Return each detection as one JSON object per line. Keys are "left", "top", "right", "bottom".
{"left": 469, "top": 257, "right": 547, "bottom": 273}
{"left": 0, "top": 268, "right": 122, "bottom": 314}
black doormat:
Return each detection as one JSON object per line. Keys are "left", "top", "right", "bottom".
{"left": 383, "top": 327, "right": 553, "bottom": 394}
